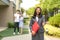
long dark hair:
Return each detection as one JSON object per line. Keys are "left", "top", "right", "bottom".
{"left": 32, "top": 7, "right": 42, "bottom": 18}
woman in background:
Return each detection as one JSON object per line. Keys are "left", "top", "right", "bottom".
{"left": 29, "top": 7, "right": 45, "bottom": 40}
{"left": 19, "top": 12, "right": 24, "bottom": 34}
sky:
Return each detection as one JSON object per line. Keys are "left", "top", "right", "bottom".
{"left": 20, "top": 0, "right": 40, "bottom": 10}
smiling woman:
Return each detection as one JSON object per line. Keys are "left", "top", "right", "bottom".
{"left": 20, "top": 0, "right": 40, "bottom": 10}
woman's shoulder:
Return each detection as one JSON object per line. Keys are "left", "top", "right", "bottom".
{"left": 42, "top": 15, "right": 45, "bottom": 19}
{"left": 30, "top": 16, "right": 36, "bottom": 21}
{"left": 31, "top": 16, "right": 35, "bottom": 19}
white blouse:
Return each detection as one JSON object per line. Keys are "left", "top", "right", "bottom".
{"left": 36, "top": 16, "right": 38, "bottom": 22}
{"left": 19, "top": 17, "right": 24, "bottom": 21}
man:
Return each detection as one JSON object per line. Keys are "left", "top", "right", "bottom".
{"left": 13, "top": 10, "right": 20, "bottom": 35}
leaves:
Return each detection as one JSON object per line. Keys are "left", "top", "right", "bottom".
{"left": 37, "top": 0, "right": 60, "bottom": 11}
{"left": 26, "top": 7, "right": 35, "bottom": 15}
{"left": 19, "top": 0, "right": 22, "bottom": 4}
{"left": 49, "top": 13, "right": 60, "bottom": 27}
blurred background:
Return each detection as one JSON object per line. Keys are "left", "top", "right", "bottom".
{"left": 0, "top": 0, "right": 60, "bottom": 40}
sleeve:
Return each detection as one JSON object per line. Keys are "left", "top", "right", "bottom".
{"left": 42, "top": 15, "right": 46, "bottom": 24}
{"left": 21, "top": 17, "right": 24, "bottom": 20}
{"left": 29, "top": 18, "right": 34, "bottom": 32}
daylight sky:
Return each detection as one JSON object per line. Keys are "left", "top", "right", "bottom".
{"left": 20, "top": 0, "right": 40, "bottom": 10}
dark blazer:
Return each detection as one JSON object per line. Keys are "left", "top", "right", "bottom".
{"left": 29, "top": 16, "right": 45, "bottom": 33}
{"left": 29, "top": 16, "right": 45, "bottom": 40}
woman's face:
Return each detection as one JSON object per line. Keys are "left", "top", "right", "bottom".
{"left": 36, "top": 8, "right": 41, "bottom": 15}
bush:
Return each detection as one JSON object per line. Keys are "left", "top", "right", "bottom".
{"left": 44, "top": 24, "right": 60, "bottom": 37}
{"left": 49, "top": 13, "right": 60, "bottom": 27}
{"left": 24, "top": 18, "right": 29, "bottom": 25}
{"left": 8, "top": 22, "right": 14, "bottom": 28}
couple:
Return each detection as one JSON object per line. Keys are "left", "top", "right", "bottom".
{"left": 13, "top": 10, "right": 24, "bottom": 35}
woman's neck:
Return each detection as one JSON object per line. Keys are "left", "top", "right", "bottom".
{"left": 36, "top": 15, "right": 38, "bottom": 17}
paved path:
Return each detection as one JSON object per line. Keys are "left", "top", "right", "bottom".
{"left": 45, "top": 35, "right": 60, "bottom": 40}
{"left": 2, "top": 34, "right": 31, "bottom": 40}
{"left": 0, "top": 27, "right": 7, "bottom": 32}
{"left": 2, "top": 34, "right": 60, "bottom": 40}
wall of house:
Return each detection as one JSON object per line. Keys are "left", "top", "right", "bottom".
{"left": 0, "top": 2, "right": 16, "bottom": 27}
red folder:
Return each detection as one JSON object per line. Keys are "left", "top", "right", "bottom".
{"left": 32, "top": 21, "right": 40, "bottom": 33}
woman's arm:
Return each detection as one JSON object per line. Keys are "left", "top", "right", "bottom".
{"left": 29, "top": 18, "right": 34, "bottom": 32}
{"left": 42, "top": 15, "right": 45, "bottom": 26}
{"left": 29, "top": 18, "right": 36, "bottom": 36}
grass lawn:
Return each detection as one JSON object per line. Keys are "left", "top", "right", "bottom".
{"left": 0, "top": 28, "right": 29, "bottom": 40}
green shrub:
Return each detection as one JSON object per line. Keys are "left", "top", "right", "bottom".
{"left": 49, "top": 13, "right": 60, "bottom": 27}
{"left": 44, "top": 24, "right": 60, "bottom": 37}
{"left": 24, "top": 18, "right": 29, "bottom": 25}
{"left": 8, "top": 22, "right": 14, "bottom": 28}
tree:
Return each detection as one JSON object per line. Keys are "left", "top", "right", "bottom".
{"left": 26, "top": 7, "right": 35, "bottom": 16}
{"left": 21, "top": 8, "right": 25, "bottom": 13}
{"left": 19, "top": 0, "right": 22, "bottom": 10}
{"left": 19, "top": 0, "right": 22, "bottom": 4}
{"left": 36, "top": 0, "right": 60, "bottom": 11}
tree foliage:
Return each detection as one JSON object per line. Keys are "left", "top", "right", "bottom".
{"left": 26, "top": 0, "right": 60, "bottom": 16}
{"left": 21, "top": 8, "right": 25, "bottom": 13}
{"left": 37, "top": 0, "right": 60, "bottom": 11}
{"left": 19, "top": 0, "right": 22, "bottom": 4}
{"left": 26, "top": 7, "right": 35, "bottom": 15}
{"left": 49, "top": 13, "right": 60, "bottom": 27}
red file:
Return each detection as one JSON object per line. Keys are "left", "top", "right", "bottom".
{"left": 32, "top": 21, "right": 40, "bottom": 33}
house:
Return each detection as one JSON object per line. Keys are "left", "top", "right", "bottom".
{"left": 0, "top": 0, "right": 16, "bottom": 27}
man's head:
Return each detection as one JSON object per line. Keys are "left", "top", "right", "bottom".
{"left": 16, "top": 10, "right": 20, "bottom": 14}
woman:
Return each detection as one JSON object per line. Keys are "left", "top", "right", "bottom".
{"left": 19, "top": 12, "right": 24, "bottom": 34}
{"left": 29, "top": 7, "right": 45, "bottom": 40}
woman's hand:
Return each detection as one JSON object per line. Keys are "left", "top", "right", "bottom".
{"left": 42, "top": 22, "right": 45, "bottom": 26}
{"left": 32, "top": 31, "right": 36, "bottom": 36}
